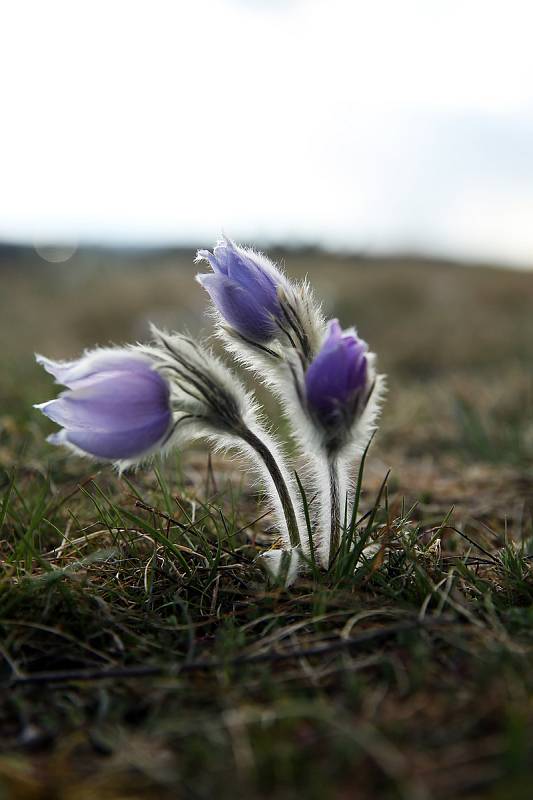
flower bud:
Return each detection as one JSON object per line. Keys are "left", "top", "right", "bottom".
{"left": 35, "top": 350, "right": 172, "bottom": 462}
{"left": 196, "top": 237, "right": 286, "bottom": 343}
{"left": 305, "top": 319, "right": 368, "bottom": 435}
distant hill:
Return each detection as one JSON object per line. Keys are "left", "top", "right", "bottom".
{"left": 0, "top": 239, "right": 523, "bottom": 274}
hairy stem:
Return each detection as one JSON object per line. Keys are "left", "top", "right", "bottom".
{"left": 328, "top": 458, "right": 340, "bottom": 568}
{"left": 241, "top": 428, "right": 301, "bottom": 549}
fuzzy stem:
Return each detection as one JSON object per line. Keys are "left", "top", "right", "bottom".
{"left": 240, "top": 428, "right": 301, "bottom": 549}
{"left": 328, "top": 458, "right": 340, "bottom": 568}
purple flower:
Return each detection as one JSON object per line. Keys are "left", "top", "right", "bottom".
{"left": 196, "top": 237, "right": 285, "bottom": 342}
{"left": 305, "top": 320, "right": 368, "bottom": 431}
{"left": 35, "top": 350, "right": 173, "bottom": 462}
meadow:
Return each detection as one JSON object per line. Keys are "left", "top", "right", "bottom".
{"left": 1, "top": 246, "right": 533, "bottom": 799}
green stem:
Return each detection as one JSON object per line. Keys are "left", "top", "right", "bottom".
{"left": 241, "top": 428, "right": 301, "bottom": 549}
{"left": 328, "top": 459, "right": 340, "bottom": 568}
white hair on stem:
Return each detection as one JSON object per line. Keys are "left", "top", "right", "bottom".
{"left": 211, "top": 284, "right": 386, "bottom": 570}
{"left": 135, "top": 326, "right": 307, "bottom": 568}
{"left": 257, "top": 547, "right": 303, "bottom": 585}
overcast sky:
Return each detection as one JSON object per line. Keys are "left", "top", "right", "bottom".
{"left": 1, "top": 0, "right": 533, "bottom": 265}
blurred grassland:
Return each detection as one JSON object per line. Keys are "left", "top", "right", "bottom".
{"left": 1, "top": 248, "right": 533, "bottom": 800}
{"left": 4, "top": 248, "right": 533, "bottom": 374}
{"left": 2, "top": 247, "right": 533, "bottom": 468}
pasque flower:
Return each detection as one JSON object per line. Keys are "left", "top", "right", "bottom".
{"left": 196, "top": 237, "right": 286, "bottom": 343}
{"left": 196, "top": 238, "right": 384, "bottom": 576}
{"left": 303, "top": 319, "right": 374, "bottom": 567}
{"left": 35, "top": 350, "right": 173, "bottom": 463}
{"left": 33, "top": 237, "right": 386, "bottom": 587}
{"left": 36, "top": 331, "right": 305, "bottom": 565}
{"left": 305, "top": 319, "right": 369, "bottom": 440}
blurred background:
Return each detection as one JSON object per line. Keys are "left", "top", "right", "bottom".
{"left": 1, "top": 0, "right": 533, "bottom": 477}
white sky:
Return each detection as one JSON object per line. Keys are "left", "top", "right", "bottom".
{"left": 1, "top": 0, "right": 533, "bottom": 265}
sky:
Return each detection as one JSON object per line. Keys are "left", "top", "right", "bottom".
{"left": 1, "top": 0, "right": 533, "bottom": 265}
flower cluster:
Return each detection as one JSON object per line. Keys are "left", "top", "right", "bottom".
{"left": 36, "top": 238, "right": 384, "bottom": 584}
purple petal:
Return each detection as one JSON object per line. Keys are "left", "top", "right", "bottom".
{"left": 345, "top": 341, "right": 368, "bottom": 393}
{"left": 198, "top": 273, "right": 278, "bottom": 341}
{"left": 224, "top": 249, "right": 278, "bottom": 305}
{"left": 57, "top": 416, "right": 171, "bottom": 460}
{"left": 326, "top": 319, "right": 343, "bottom": 342}
{"left": 196, "top": 248, "right": 228, "bottom": 276}
{"left": 35, "top": 351, "right": 153, "bottom": 389}
{"left": 36, "top": 351, "right": 173, "bottom": 462}
{"left": 306, "top": 342, "right": 351, "bottom": 414}
{"left": 196, "top": 238, "right": 285, "bottom": 341}
{"left": 305, "top": 320, "right": 368, "bottom": 425}
{"left": 211, "top": 239, "right": 234, "bottom": 274}
{"left": 37, "top": 370, "right": 170, "bottom": 432}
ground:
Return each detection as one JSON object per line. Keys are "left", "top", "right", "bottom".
{"left": 1, "top": 247, "right": 533, "bottom": 800}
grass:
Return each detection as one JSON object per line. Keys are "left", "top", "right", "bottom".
{"left": 1, "top": 248, "right": 533, "bottom": 799}
{"left": 2, "top": 435, "right": 533, "bottom": 799}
